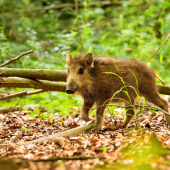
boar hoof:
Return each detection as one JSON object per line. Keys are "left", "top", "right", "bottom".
{"left": 165, "top": 114, "right": 170, "bottom": 126}
{"left": 95, "top": 124, "right": 102, "bottom": 130}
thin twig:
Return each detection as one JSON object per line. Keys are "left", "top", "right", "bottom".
{"left": 0, "top": 89, "right": 46, "bottom": 101}
{"left": 27, "top": 89, "right": 47, "bottom": 95}
{"left": 0, "top": 91, "right": 27, "bottom": 100}
{"left": 32, "top": 156, "right": 105, "bottom": 162}
{"left": 156, "top": 74, "right": 165, "bottom": 86}
{"left": 146, "top": 33, "right": 170, "bottom": 85}
{"left": 75, "top": 0, "right": 84, "bottom": 51}
{"left": 0, "top": 50, "right": 33, "bottom": 67}
{"left": 146, "top": 33, "right": 170, "bottom": 63}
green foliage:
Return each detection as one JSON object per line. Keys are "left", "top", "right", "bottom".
{"left": 95, "top": 134, "right": 170, "bottom": 170}
{"left": 0, "top": 0, "right": 169, "bottom": 116}
{"left": 21, "top": 127, "right": 31, "bottom": 132}
{"left": 102, "top": 145, "right": 108, "bottom": 153}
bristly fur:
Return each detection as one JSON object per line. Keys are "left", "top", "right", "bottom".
{"left": 66, "top": 53, "right": 170, "bottom": 130}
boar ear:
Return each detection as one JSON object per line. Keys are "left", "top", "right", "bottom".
{"left": 66, "top": 53, "right": 72, "bottom": 64}
{"left": 83, "top": 53, "right": 93, "bottom": 66}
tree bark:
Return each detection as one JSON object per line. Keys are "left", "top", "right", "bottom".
{"left": 0, "top": 68, "right": 170, "bottom": 95}
{"left": 0, "top": 77, "right": 170, "bottom": 95}
{"left": 0, "top": 68, "right": 67, "bottom": 82}
{"left": 157, "top": 84, "right": 170, "bottom": 95}
{"left": 0, "top": 77, "right": 66, "bottom": 92}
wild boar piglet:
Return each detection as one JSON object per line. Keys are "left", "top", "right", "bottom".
{"left": 66, "top": 53, "right": 170, "bottom": 130}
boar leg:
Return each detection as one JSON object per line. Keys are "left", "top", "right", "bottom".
{"left": 148, "top": 95, "right": 170, "bottom": 125}
{"left": 96, "top": 101, "right": 107, "bottom": 130}
{"left": 81, "top": 100, "right": 94, "bottom": 122}
{"left": 124, "top": 104, "right": 135, "bottom": 128}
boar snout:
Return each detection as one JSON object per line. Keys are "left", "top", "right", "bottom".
{"left": 66, "top": 88, "right": 74, "bottom": 94}
{"left": 66, "top": 79, "right": 78, "bottom": 94}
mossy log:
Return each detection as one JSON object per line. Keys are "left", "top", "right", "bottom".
{"left": 0, "top": 77, "right": 66, "bottom": 92}
{"left": 0, "top": 68, "right": 67, "bottom": 81}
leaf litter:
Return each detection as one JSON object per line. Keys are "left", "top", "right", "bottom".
{"left": 0, "top": 102, "right": 170, "bottom": 170}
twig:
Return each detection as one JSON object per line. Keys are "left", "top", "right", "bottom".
{"left": 3, "top": 96, "right": 24, "bottom": 122}
{"left": 156, "top": 75, "right": 165, "bottom": 86}
{"left": 0, "top": 89, "right": 46, "bottom": 101}
{"left": 145, "top": 33, "right": 170, "bottom": 85}
{"left": 0, "top": 50, "right": 33, "bottom": 67}
{"left": 0, "top": 106, "right": 23, "bottom": 113}
{"left": 32, "top": 156, "right": 105, "bottom": 162}
{"left": 27, "top": 89, "right": 46, "bottom": 95}
{"left": 146, "top": 33, "right": 170, "bottom": 63}
{"left": 8, "top": 120, "right": 95, "bottom": 145}
{"left": 0, "top": 91, "right": 27, "bottom": 100}
{"left": 75, "top": 0, "right": 84, "bottom": 51}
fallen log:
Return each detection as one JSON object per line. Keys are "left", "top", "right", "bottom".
{"left": 0, "top": 77, "right": 66, "bottom": 92}
{"left": 0, "top": 77, "right": 170, "bottom": 95}
{"left": 0, "top": 68, "right": 67, "bottom": 82}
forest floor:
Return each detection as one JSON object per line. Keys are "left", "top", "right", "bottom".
{"left": 1, "top": 100, "right": 170, "bottom": 170}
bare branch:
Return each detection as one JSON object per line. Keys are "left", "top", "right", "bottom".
{"left": 33, "top": 156, "right": 104, "bottom": 162}
{"left": 156, "top": 74, "right": 165, "bottom": 86}
{"left": 0, "top": 89, "right": 46, "bottom": 101}
{"left": 0, "top": 77, "right": 66, "bottom": 92}
{"left": 0, "top": 106, "right": 23, "bottom": 113}
{"left": 10, "top": 120, "right": 95, "bottom": 145}
{"left": 0, "top": 68, "right": 67, "bottom": 82}
{"left": 146, "top": 33, "right": 170, "bottom": 63}
{"left": 0, "top": 91, "right": 27, "bottom": 100}
{"left": 0, "top": 50, "right": 33, "bottom": 67}
{"left": 27, "top": 89, "right": 47, "bottom": 95}
{"left": 0, "top": 105, "right": 59, "bottom": 114}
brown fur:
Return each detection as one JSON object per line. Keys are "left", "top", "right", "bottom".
{"left": 66, "top": 53, "right": 169, "bottom": 130}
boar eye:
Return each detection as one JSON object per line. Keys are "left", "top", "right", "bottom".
{"left": 77, "top": 68, "right": 84, "bottom": 75}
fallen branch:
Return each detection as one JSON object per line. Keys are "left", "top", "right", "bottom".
{"left": 0, "top": 68, "right": 67, "bottom": 82}
{"left": 0, "top": 77, "right": 66, "bottom": 92}
{"left": 0, "top": 91, "right": 27, "bottom": 100}
{"left": 0, "top": 105, "right": 59, "bottom": 114}
{"left": 0, "top": 106, "right": 23, "bottom": 113}
{"left": 11, "top": 120, "right": 95, "bottom": 145}
{"left": 146, "top": 33, "right": 170, "bottom": 63}
{"left": 145, "top": 33, "right": 170, "bottom": 85}
{"left": 32, "top": 156, "right": 104, "bottom": 162}
{"left": 0, "top": 89, "right": 46, "bottom": 101}
{"left": 0, "top": 77, "right": 170, "bottom": 95}
{"left": 0, "top": 50, "right": 33, "bottom": 67}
